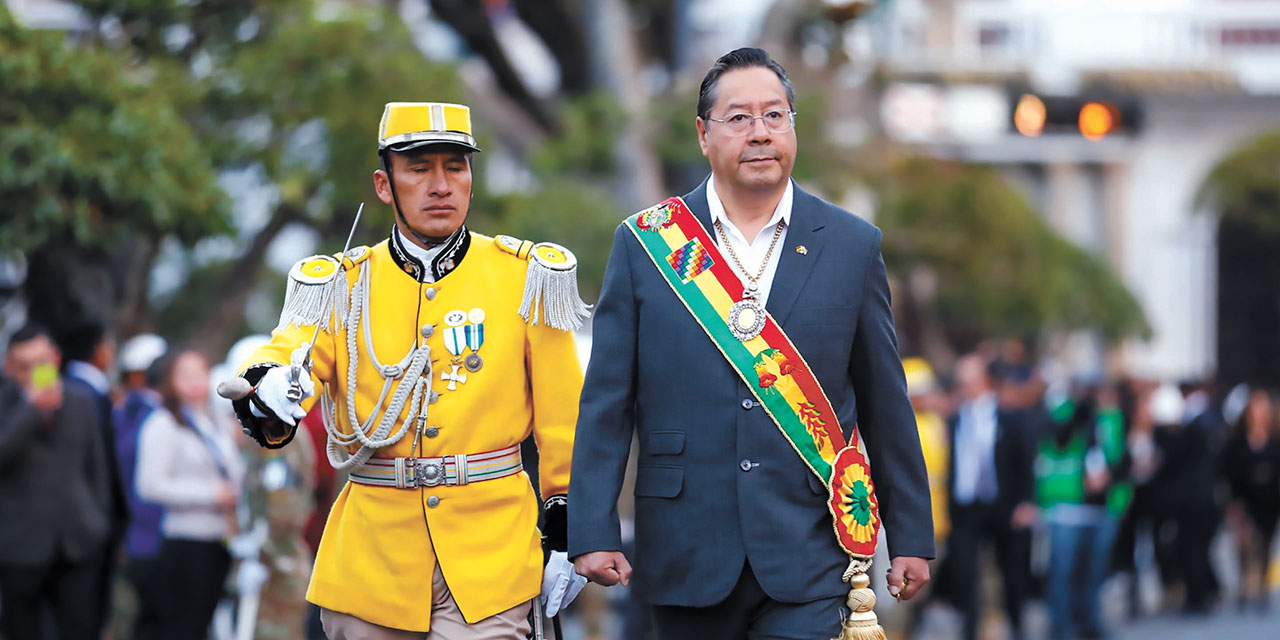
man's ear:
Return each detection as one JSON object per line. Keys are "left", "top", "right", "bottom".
{"left": 696, "top": 117, "right": 710, "bottom": 157}
{"left": 373, "top": 168, "right": 393, "bottom": 204}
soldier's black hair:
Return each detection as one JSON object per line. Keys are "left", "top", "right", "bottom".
{"left": 696, "top": 47, "right": 795, "bottom": 122}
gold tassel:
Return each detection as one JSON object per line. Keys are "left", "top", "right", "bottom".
{"left": 833, "top": 559, "right": 886, "bottom": 640}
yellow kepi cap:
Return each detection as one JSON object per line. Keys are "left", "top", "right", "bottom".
{"left": 378, "top": 102, "right": 481, "bottom": 153}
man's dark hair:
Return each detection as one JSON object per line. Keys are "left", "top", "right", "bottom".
{"left": 58, "top": 316, "right": 108, "bottom": 364}
{"left": 10, "top": 322, "right": 52, "bottom": 346}
{"left": 697, "top": 47, "right": 795, "bottom": 122}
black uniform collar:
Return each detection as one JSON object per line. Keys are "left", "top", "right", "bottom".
{"left": 388, "top": 224, "right": 471, "bottom": 282}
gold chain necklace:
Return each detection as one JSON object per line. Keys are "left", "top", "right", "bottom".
{"left": 715, "top": 219, "right": 784, "bottom": 299}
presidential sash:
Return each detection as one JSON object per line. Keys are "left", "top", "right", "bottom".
{"left": 624, "top": 197, "right": 880, "bottom": 561}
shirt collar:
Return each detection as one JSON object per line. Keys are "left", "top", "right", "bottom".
{"left": 707, "top": 175, "right": 793, "bottom": 242}
{"left": 66, "top": 360, "right": 110, "bottom": 395}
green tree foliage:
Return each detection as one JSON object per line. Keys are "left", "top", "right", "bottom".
{"left": 1197, "top": 130, "right": 1280, "bottom": 236}
{"left": 0, "top": 7, "right": 228, "bottom": 252}
{"left": 875, "top": 157, "right": 1149, "bottom": 351}
{"left": 472, "top": 181, "right": 624, "bottom": 301}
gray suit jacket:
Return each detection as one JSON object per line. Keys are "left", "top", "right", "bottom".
{"left": 0, "top": 373, "right": 111, "bottom": 565}
{"left": 568, "top": 179, "right": 934, "bottom": 607}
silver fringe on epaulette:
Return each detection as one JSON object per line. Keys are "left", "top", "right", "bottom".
{"left": 518, "top": 259, "right": 592, "bottom": 332}
{"left": 276, "top": 269, "right": 349, "bottom": 333}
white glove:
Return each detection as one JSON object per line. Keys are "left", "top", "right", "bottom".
{"left": 249, "top": 343, "right": 314, "bottom": 425}
{"left": 540, "top": 551, "right": 588, "bottom": 618}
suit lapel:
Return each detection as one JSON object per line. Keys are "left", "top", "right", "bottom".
{"left": 767, "top": 185, "right": 825, "bottom": 326}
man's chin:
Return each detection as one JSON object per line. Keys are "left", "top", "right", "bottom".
{"left": 737, "top": 168, "right": 787, "bottom": 191}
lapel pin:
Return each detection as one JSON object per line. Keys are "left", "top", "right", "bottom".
{"left": 795, "top": 245, "right": 808, "bottom": 255}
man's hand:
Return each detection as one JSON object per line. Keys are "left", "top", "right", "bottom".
{"left": 1011, "top": 502, "right": 1039, "bottom": 529}
{"left": 886, "top": 556, "right": 930, "bottom": 601}
{"left": 573, "top": 551, "right": 632, "bottom": 587}
{"left": 250, "top": 345, "right": 314, "bottom": 426}
{"left": 26, "top": 382, "right": 63, "bottom": 414}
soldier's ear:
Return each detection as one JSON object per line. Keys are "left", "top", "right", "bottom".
{"left": 373, "top": 169, "right": 393, "bottom": 204}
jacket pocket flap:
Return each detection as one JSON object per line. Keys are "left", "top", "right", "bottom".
{"left": 635, "top": 465, "right": 684, "bottom": 498}
{"left": 645, "top": 431, "right": 686, "bottom": 455}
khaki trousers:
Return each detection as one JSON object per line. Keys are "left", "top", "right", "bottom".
{"left": 320, "top": 563, "right": 533, "bottom": 640}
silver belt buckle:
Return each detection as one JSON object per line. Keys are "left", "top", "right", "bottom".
{"left": 414, "top": 459, "right": 445, "bottom": 487}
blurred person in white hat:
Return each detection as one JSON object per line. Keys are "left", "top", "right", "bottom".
{"left": 111, "top": 333, "right": 169, "bottom": 640}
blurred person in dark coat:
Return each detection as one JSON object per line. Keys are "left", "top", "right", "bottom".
{"left": 1147, "top": 382, "right": 1219, "bottom": 614}
{"left": 58, "top": 316, "right": 130, "bottom": 632}
{"left": 0, "top": 323, "right": 111, "bottom": 640}
{"left": 944, "top": 354, "right": 1041, "bottom": 640}
{"left": 1219, "top": 387, "right": 1280, "bottom": 611}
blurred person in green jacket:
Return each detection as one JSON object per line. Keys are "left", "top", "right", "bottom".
{"left": 1036, "top": 382, "right": 1130, "bottom": 640}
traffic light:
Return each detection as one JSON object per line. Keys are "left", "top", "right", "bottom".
{"left": 1011, "top": 94, "right": 1141, "bottom": 140}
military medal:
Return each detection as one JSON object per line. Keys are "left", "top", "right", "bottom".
{"left": 463, "top": 308, "right": 485, "bottom": 372}
{"left": 441, "top": 310, "right": 469, "bottom": 390}
{"left": 715, "top": 219, "right": 784, "bottom": 342}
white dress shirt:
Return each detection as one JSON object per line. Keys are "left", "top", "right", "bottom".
{"left": 952, "top": 392, "right": 999, "bottom": 505}
{"left": 707, "top": 175, "right": 793, "bottom": 305}
{"left": 66, "top": 360, "right": 110, "bottom": 395}
{"left": 397, "top": 229, "right": 447, "bottom": 283}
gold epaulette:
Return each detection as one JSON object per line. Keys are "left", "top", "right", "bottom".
{"left": 494, "top": 235, "right": 591, "bottom": 331}
{"left": 276, "top": 246, "right": 368, "bottom": 332}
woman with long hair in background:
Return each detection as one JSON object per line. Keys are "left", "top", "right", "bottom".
{"left": 1220, "top": 388, "right": 1280, "bottom": 612}
{"left": 135, "top": 350, "right": 245, "bottom": 638}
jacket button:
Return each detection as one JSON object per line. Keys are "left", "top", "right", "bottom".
{"left": 425, "top": 426, "right": 439, "bottom": 438}
{"left": 741, "top": 398, "right": 755, "bottom": 410}
{"left": 739, "top": 459, "right": 756, "bottom": 472}
{"left": 426, "top": 496, "right": 440, "bottom": 508}
{"left": 424, "top": 287, "right": 437, "bottom": 300}
{"left": 428, "top": 391, "right": 439, "bottom": 404}
{"left": 420, "top": 324, "right": 435, "bottom": 338}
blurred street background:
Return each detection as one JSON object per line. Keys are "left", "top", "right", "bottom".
{"left": 3, "top": 1, "right": 1280, "bottom": 639}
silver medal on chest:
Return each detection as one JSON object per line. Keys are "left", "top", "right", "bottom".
{"left": 728, "top": 282, "right": 767, "bottom": 342}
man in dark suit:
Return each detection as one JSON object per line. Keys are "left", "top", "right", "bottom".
{"left": 943, "top": 354, "right": 1040, "bottom": 640}
{"left": 568, "top": 48, "right": 934, "bottom": 638}
{"left": 0, "top": 324, "right": 112, "bottom": 640}
{"left": 60, "top": 317, "right": 131, "bottom": 632}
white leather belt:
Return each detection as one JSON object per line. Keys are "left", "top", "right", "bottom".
{"left": 348, "top": 444, "right": 522, "bottom": 489}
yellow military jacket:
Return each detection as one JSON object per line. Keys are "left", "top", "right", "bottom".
{"left": 242, "top": 231, "right": 582, "bottom": 631}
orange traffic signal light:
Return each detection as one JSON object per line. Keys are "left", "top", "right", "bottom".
{"left": 1078, "top": 102, "right": 1118, "bottom": 140}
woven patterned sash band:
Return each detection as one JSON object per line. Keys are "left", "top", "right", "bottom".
{"left": 349, "top": 445, "right": 522, "bottom": 489}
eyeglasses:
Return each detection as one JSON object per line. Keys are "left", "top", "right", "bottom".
{"left": 706, "top": 110, "right": 796, "bottom": 136}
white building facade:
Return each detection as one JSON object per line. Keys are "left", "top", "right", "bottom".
{"left": 866, "top": 0, "right": 1280, "bottom": 381}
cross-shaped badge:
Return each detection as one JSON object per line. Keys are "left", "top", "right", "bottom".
{"left": 441, "top": 364, "right": 468, "bottom": 390}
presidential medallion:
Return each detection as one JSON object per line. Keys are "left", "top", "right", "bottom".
{"left": 728, "top": 297, "right": 767, "bottom": 342}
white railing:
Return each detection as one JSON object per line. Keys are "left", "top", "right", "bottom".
{"left": 877, "top": 0, "right": 1280, "bottom": 71}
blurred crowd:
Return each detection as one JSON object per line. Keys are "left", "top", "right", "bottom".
{"left": 3, "top": 319, "right": 1278, "bottom": 640}
{"left": 893, "top": 340, "right": 1280, "bottom": 640}
{"left": 0, "top": 321, "right": 334, "bottom": 640}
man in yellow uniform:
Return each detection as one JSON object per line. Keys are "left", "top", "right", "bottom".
{"left": 227, "top": 102, "right": 590, "bottom": 639}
